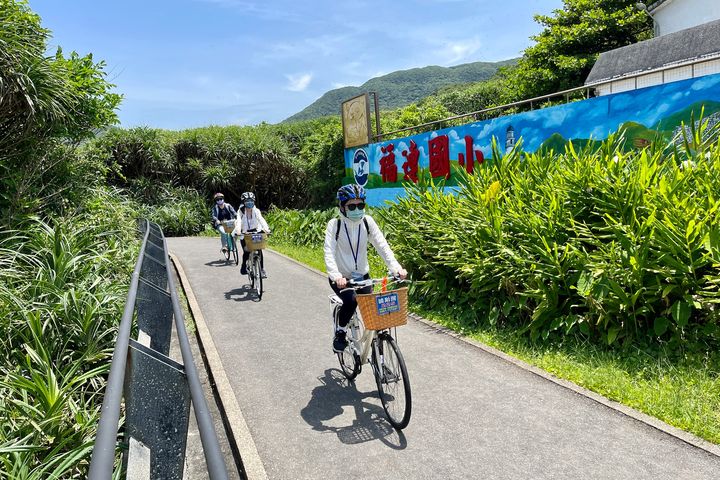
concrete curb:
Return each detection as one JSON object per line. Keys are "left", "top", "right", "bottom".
{"left": 170, "top": 252, "right": 269, "bottom": 480}
{"left": 268, "top": 247, "right": 720, "bottom": 459}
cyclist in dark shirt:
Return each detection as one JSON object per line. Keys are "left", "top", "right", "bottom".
{"left": 210, "top": 192, "right": 237, "bottom": 254}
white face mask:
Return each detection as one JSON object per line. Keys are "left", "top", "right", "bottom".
{"left": 216, "top": 199, "right": 224, "bottom": 206}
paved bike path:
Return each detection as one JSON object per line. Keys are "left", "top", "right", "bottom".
{"left": 168, "top": 237, "right": 720, "bottom": 480}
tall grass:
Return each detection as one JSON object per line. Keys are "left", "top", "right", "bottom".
{"left": 0, "top": 193, "right": 137, "bottom": 479}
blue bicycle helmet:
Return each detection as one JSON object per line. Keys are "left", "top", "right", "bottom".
{"left": 337, "top": 184, "right": 366, "bottom": 205}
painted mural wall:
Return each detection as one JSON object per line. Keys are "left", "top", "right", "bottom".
{"left": 344, "top": 72, "right": 720, "bottom": 207}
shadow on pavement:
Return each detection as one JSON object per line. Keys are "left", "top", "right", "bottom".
{"left": 301, "top": 369, "right": 407, "bottom": 450}
{"left": 205, "top": 259, "right": 237, "bottom": 267}
{"left": 224, "top": 285, "right": 260, "bottom": 302}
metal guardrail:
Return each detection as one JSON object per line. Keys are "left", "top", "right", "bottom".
{"left": 375, "top": 55, "right": 720, "bottom": 142}
{"left": 89, "top": 220, "right": 229, "bottom": 480}
{"left": 375, "top": 84, "right": 594, "bottom": 141}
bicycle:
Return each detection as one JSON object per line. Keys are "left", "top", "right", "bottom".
{"left": 243, "top": 231, "right": 268, "bottom": 299}
{"left": 329, "top": 276, "right": 412, "bottom": 429}
{"left": 220, "top": 219, "right": 239, "bottom": 265}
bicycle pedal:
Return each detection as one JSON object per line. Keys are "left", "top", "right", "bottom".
{"left": 382, "top": 367, "right": 399, "bottom": 383}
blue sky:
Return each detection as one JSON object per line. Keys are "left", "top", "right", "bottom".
{"left": 28, "top": 0, "right": 563, "bottom": 130}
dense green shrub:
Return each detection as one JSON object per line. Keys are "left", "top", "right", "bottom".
{"left": 142, "top": 186, "right": 208, "bottom": 237}
{"left": 265, "top": 208, "right": 337, "bottom": 246}
{"left": 378, "top": 125, "right": 720, "bottom": 348}
{"left": 0, "top": 189, "right": 137, "bottom": 478}
{"left": 0, "top": 0, "right": 121, "bottom": 223}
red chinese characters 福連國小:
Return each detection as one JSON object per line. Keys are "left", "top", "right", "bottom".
{"left": 401, "top": 139, "right": 420, "bottom": 183}
{"left": 428, "top": 134, "right": 450, "bottom": 179}
{"left": 379, "top": 143, "right": 398, "bottom": 183}
{"left": 457, "top": 135, "right": 484, "bottom": 174}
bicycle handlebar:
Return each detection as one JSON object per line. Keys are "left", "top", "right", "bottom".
{"left": 336, "top": 275, "right": 409, "bottom": 292}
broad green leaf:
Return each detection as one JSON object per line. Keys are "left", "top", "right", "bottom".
{"left": 654, "top": 317, "right": 669, "bottom": 336}
{"left": 671, "top": 300, "right": 691, "bottom": 327}
{"left": 607, "top": 327, "right": 620, "bottom": 345}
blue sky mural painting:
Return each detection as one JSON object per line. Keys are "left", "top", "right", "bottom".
{"left": 344, "top": 72, "right": 720, "bottom": 206}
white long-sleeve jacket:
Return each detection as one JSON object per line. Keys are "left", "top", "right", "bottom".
{"left": 233, "top": 207, "right": 270, "bottom": 235}
{"left": 323, "top": 215, "right": 402, "bottom": 282}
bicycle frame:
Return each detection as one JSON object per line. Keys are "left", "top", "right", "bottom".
{"left": 329, "top": 294, "right": 385, "bottom": 378}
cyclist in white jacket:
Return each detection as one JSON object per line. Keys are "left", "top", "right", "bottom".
{"left": 234, "top": 192, "right": 271, "bottom": 277}
{"left": 324, "top": 184, "right": 407, "bottom": 353}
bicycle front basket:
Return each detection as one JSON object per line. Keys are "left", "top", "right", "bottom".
{"left": 222, "top": 220, "right": 236, "bottom": 233}
{"left": 244, "top": 232, "right": 268, "bottom": 251}
{"left": 356, "top": 287, "right": 408, "bottom": 330}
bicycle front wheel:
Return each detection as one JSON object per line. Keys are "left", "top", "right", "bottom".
{"left": 252, "top": 254, "right": 263, "bottom": 299}
{"left": 231, "top": 237, "right": 239, "bottom": 265}
{"left": 222, "top": 234, "right": 231, "bottom": 262}
{"left": 373, "top": 333, "right": 411, "bottom": 429}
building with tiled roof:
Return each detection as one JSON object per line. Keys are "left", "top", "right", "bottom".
{"left": 585, "top": 0, "right": 720, "bottom": 96}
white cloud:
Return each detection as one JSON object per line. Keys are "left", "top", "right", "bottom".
{"left": 285, "top": 73, "right": 313, "bottom": 92}
{"left": 542, "top": 109, "right": 568, "bottom": 128}
{"left": 197, "top": 0, "right": 303, "bottom": 22}
{"left": 691, "top": 74, "right": 720, "bottom": 90}
{"left": 434, "top": 37, "right": 482, "bottom": 65}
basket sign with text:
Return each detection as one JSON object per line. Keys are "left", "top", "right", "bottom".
{"left": 251, "top": 233, "right": 264, "bottom": 243}
{"left": 375, "top": 292, "right": 400, "bottom": 316}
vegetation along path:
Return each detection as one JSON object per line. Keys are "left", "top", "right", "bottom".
{"left": 168, "top": 237, "right": 720, "bottom": 480}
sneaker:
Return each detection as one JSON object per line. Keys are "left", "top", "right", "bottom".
{"left": 261, "top": 269, "right": 267, "bottom": 278}
{"left": 333, "top": 330, "right": 348, "bottom": 353}
{"left": 241, "top": 264, "right": 247, "bottom": 275}
{"left": 221, "top": 247, "right": 228, "bottom": 254}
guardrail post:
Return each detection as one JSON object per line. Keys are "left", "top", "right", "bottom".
{"left": 124, "top": 339, "right": 191, "bottom": 480}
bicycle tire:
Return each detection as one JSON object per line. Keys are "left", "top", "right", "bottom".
{"left": 222, "top": 234, "right": 231, "bottom": 262}
{"left": 335, "top": 308, "right": 360, "bottom": 379}
{"left": 373, "top": 333, "right": 411, "bottom": 429}
{"left": 231, "top": 237, "right": 239, "bottom": 265}
{"left": 253, "top": 254, "right": 263, "bottom": 299}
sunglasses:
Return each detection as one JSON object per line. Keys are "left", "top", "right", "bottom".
{"left": 345, "top": 203, "right": 365, "bottom": 211}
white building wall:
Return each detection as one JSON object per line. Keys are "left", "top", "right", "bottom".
{"left": 664, "top": 65, "right": 694, "bottom": 83}
{"left": 694, "top": 58, "right": 720, "bottom": 77}
{"left": 652, "top": 0, "right": 720, "bottom": 36}
{"left": 636, "top": 71, "right": 664, "bottom": 89}
{"left": 595, "top": 58, "right": 720, "bottom": 97}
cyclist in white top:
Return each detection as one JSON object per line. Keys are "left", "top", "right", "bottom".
{"left": 234, "top": 191, "right": 271, "bottom": 277}
{"left": 324, "top": 184, "right": 407, "bottom": 352}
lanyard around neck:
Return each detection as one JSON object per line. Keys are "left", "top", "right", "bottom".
{"left": 343, "top": 221, "right": 361, "bottom": 271}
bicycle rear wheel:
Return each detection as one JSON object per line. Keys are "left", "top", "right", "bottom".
{"left": 373, "top": 333, "right": 411, "bottom": 429}
{"left": 335, "top": 309, "right": 360, "bottom": 380}
{"left": 252, "top": 254, "right": 263, "bottom": 299}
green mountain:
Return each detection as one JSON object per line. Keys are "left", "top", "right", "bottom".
{"left": 536, "top": 121, "right": 660, "bottom": 154}
{"left": 283, "top": 59, "right": 517, "bottom": 122}
{"left": 654, "top": 100, "right": 720, "bottom": 132}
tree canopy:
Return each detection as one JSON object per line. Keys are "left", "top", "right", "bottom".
{"left": 506, "top": 0, "right": 653, "bottom": 100}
